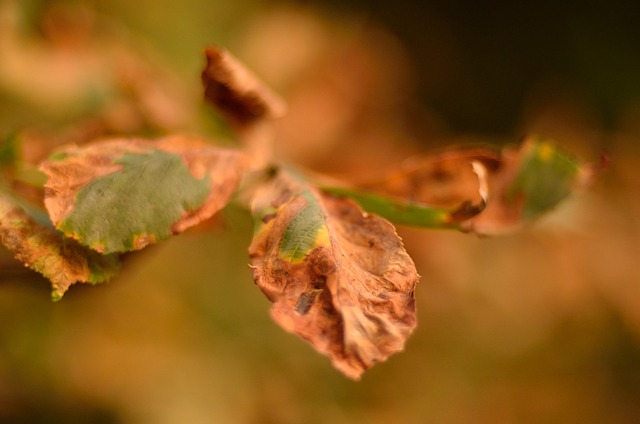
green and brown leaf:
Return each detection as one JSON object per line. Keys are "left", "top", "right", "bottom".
{"left": 249, "top": 170, "right": 419, "bottom": 380}
{"left": 325, "top": 136, "right": 593, "bottom": 234}
{"left": 465, "top": 137, "right": 594, "bottom": 233}
{"left": 0, "top": 193, "right": 120, "bottom": 300}
{"left": 40, "top": 135, "right": 246, "bottom": 254}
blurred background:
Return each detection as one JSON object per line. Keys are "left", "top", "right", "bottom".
{"left": 1, "top": 0, "right": 639, "bottom": 423}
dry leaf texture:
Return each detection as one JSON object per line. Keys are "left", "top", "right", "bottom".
{"left": 249, "top": 172, "right": 419, "bottom": 379}
{"left": 0, "top": 194, "right": 119, "bottom": 300}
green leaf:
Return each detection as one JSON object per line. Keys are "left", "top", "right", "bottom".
{"left": 323, "top": 186, "right": 461, "bottom": 229}
{"left": 58, "top": 150, "right": 211, "bottom": 253}
{"left": 278, "top": 191, "right": 329, "bottom": 262}
{"left": 506, "top": 140, "right": 581, "bottom": 220}
{"left": 0, "top": 192, "right": 120, "bottom": 301}
{"left": 40, "top": 136, "right": 246, "bottom": 253}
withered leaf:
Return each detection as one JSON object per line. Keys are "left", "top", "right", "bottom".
{"left": 40, "top": 135, "right": 246, "bottom": 253}
{"left": 202, "top": 47, "right": 286, "bottom": 127}
{"left": 249, "top": 170, "right": 419, "bottom": 380}
{"left": 357, "top": 146, "right": 499, "bottom": 211}
{"left": 0, "top": 192, "right": 120, "bottom": 300}
{"left": 325, "top": 136, "right": 591, "bottom": 234}
{"left": 324, "top": 147, "right": 497, "bottom": 228}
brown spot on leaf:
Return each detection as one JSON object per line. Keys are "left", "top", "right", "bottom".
{"left": 295, "top": 289, "right": 321, "bottom": 315}
{"left": 132, "top": 233, "right": 156, "bottom": 250}
{"left": 261, "top": 213, "right": 277, "bottom": 224}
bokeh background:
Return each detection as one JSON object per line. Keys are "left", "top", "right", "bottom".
{"left": 1, "top": 0, "right": 640, "bottom": 423}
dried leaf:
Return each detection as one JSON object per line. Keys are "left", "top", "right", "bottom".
{"left": 40, "top": 135, "right": 246, "bottom": 253}
{"left": 0, "top": 193, "right": 120, "bottom": 300}
{"left": 249, "top": 171, "right": 419, "bottom": 380}
{"left": 325, "top": 137, "right": 591, "bottom": 234}
{"left": 358, "top": 147, "right": 499, "bottom": 210}
{"left": 202, "top": 47, "right": 286, "bottom": 127}
{"left": 324, "top": 147, "right": 497, "bottom": 228}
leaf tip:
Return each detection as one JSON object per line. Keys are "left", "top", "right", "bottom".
{"left": 51, "top": 288, "right": 64, "bottom": 302}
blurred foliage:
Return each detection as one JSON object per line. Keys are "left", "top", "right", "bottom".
{"left": 1, "top": 0, "right": 639, "bottom": 423}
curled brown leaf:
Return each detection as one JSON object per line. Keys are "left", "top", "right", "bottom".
{"left": 249, "top": 172, "right": 419, "bottom": 379}
{"left": 202, "top": 47, "right": 286, "bottom": 127}
{"left": 357, "top": 146, "right": 500, "bottom": 223}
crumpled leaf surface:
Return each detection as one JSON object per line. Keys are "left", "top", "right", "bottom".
{"left": 202, "top": 47, "right": 286, "bottom": 127}
{"left": 326, "top": 136, "right": 591, "bottom": 234}
{"left": 0, "top": 193, "right": 120, "bottom": 300}
{"left": 40, "top": 135, "right": 246, "bottom": 253}
{"left": 249, "top": 170, "right": 419, "bottom": 380}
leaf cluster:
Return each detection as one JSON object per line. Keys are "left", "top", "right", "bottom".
{"left": 0, "top": 46, "right": 595, "bottom": 379}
